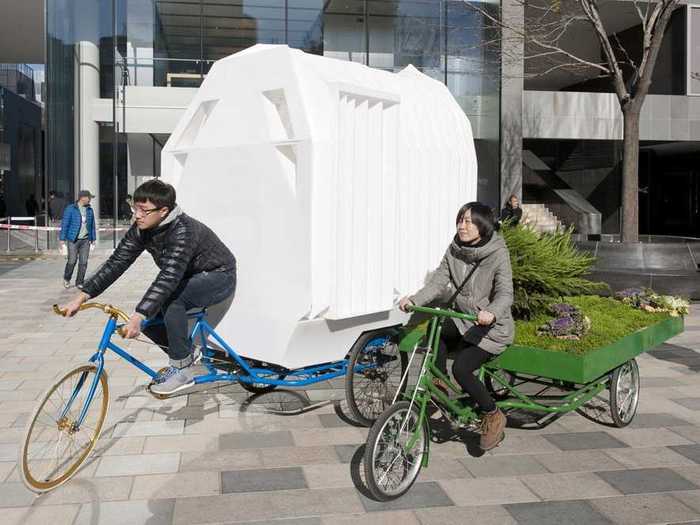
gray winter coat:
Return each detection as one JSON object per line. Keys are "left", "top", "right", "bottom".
{"left": 410, "top": 233, "right": 515, "bottom": 354}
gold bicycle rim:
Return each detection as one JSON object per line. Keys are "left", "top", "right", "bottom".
{"left": 21, "top": 364, "right": 109, "bottom": 492}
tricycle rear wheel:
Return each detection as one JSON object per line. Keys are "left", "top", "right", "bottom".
{"left": 609, "top": 359, "right": 640, "bottom": 427}
{"left": 346, "top": 332, "right": 408, "bottom": 427}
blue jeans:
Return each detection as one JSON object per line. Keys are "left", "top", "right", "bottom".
{"left": 142, "top": 269, "right": 236, "bottom": 364}
{"left": 63, "top": 238, "right": 90, "bottom": 285}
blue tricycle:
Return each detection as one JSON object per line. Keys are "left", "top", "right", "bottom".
{"left": 18, "top": 302, "right": 407, "bottom": 492}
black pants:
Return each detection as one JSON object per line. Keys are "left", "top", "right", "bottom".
{"left": 435, "top": 319, "right": 497, "bottom": 413}
{"left": 142, "top": 269, "right": 236, "bottom": 364}
{"left": 63, "top": 238, "right": 90, "bottom": 285}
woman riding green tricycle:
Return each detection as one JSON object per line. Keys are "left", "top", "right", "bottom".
{"left": 361, "top": 202, "right": 684, "bottom": 501}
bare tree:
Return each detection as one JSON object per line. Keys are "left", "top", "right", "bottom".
{"left": 465, "top": 0, "right": 680, "bottom": 242}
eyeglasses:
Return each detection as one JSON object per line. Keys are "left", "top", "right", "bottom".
{"left": 133, "top": 207, "right": 162, "bottom": 217}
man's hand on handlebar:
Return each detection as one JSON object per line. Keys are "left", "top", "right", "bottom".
{"left": 57, "top": 292, "right": 90, "bottom": 317}
{"left": 399, "top": 296, "right": 414, "bottom": 313}
{"left": 123, "top": 312, "right": 145, "bottom": 339}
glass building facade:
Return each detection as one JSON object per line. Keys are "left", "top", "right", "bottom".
{"left": 47, "top": 0, "right": 501, "bottom": 223}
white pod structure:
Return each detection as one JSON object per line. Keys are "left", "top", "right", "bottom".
{"left": 161, "top": 44, "right": 478, "bottom": 369}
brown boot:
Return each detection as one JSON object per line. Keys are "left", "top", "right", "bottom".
{"left": 480, "top": 408, "right": 506, "bottom": 450}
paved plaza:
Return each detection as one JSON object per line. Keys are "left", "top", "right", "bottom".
{"left": 0, "top": 252, "right": 699, "bottom": 524}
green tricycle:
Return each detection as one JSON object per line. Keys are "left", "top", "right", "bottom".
{"left": 362, "top": 304, "right": 684, "bottom": 501}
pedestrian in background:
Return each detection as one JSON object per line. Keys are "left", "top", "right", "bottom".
{"left": 499, "top": 194, "right": 523, "bottom": 226}
{"left": 60, "top": 190, "right": 96, "bottom": 289}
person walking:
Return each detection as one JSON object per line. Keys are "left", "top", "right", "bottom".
{"left": 60, "top": 190, "right": 96, "bottom": 289}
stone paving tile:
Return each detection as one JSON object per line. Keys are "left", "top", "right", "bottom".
{"left": 303, "top": 463, "right": 354, "bottom": 489}
{"left": 414, "top": 505, "right": 517, "bottom": 525}
{"left": 259, "top": 445, "right": 341, "bottom": 468}
{"left": 179, "top": 449, "right": 261, "bottom": 472}
{"left": 461, "top": 454, "right": 548, "bottom": 478}
{"left": 418, "top": 456, "right": 473, "bottom": 482}
{"left": 629, "top": 413, "right": 693, "bottom": 428}
{"left": 323, "top": 511, "right": 420, "bottom": 525}
{"left": 504, "top": 499, "right": 613, "bottom": 525}
{"left": 32, "top": 477, "right": 133, "bottom": 506}
{"left": 143, "top": 434, "right": 218, "bottom": 454}
{"left": 73, "top": 498, "right": 175, "bottom": 525}
{"left": 438, "top": 476, "right": 540, "bottom": 506}
{"left": 596, "top": 467, "right": 699, "bottom": 494}
{"left": 670, "top": 425, "right": 700, "bottom": 443}
{"left": 673, "top": 489, "right": 700, "bottom": 513}
{"left": 130, "top": 471, "right": 220, "bottom": 500}
{"left": 543, "top": 431, "right": 629, "bottom": 451}
{"left": 673, "top": 398, "right": 700, "bottom": 411}
{"left": 0, "top": 482, "right": 37, "bottom": 507}
{"left": 221, "top": 466, "right": 307, "bottom": 493}
{"left": 112, "top": 420, "right": 185, "bottom": 438}
{"left": 519, "top": 472, "right": 621, "bottom": 500}
{"left": 172, "top": 487, "right": 364, "bottom": 524}
{"left": 318, "top": 413, "right": 352, "bottom": 428}
{"left": 604, "top": 445, "right": 698, "bottom": 468}
{"left": 95, "top": 452, "right": 180, "bottom": 477}
{"left": 335, "top": 444, "right": 363, "bottom": 464}
{"left": 604, "top": 427, "right": 694, "bottom": 448}
{"left": 0, "top": 442, "right": 19, "bottom": 461}
{"left": 246, "top": 519, "right": 322, "bottom": 525}
{"left": 0, "top": 461, "right": 16, "bottom": 482}
{"left": 532, "top": 450, "right": 626, "bottom": 475}
{"left": 590, "top": 493, "right": 700, "bottom": 524}
{"left": 359, "top": 482, "right": 454, "bottom": 512}
{"left": 669, "top": 444, "right": 700, "bottom": 463}
{"left": 292, "top": 427, "right": 367, "bottom": 447}
{"left": 218, "top": 430, "right": 294, "bottom": 449}
{"left": 1, "top": 503, "right": 80, "bottom": 525}
{"left": 486, "top": 435, "right": 561, "bottom": 456}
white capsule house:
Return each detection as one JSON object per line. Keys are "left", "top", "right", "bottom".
{"left": 160, "top": 44, "right": 478, "bottom": 369}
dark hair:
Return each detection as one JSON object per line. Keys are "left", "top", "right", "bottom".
{"left": 134, "top": 179, "right": 176, "bottom": 210}
{"left": 456, "top": 201, "right": 495, "bottom": 238}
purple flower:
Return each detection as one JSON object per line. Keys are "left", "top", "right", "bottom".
{"left": 550, "top": 303, "right": 578, "bottom": 317}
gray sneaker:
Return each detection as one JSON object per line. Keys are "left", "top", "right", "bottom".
{"left": 63, "top": 280, "right": 71, "bottom": 289}
{"left": 150, "top": 365, "right": 195, "bottom": 396}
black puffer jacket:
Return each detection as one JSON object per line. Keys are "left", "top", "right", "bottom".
{"left": 81, "top": 207, "right": 236, "bottom": 318}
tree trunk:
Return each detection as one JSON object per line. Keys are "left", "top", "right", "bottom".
{"left": 621, "top": 105, "right": 641, "bottom": 243}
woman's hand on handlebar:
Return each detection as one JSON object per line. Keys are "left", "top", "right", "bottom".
{"left": 399, "top": 296, "right": 415, "bottom": 313}
{"left": 476, "top": 310, "right": 495, "bottom": 326}
{"left": 57, "top": 292, "right": 90, "bottom": 317}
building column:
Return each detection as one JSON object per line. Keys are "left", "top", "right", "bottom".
{"left": 500, "top": 0, "right": 524, "bottom": 202}
{"left": 75, "top": 41, "right": 101, "bottom": 222}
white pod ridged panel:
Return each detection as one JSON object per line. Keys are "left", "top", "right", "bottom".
{"left": 161, "top": 44, "right": 477, "bottom": 369}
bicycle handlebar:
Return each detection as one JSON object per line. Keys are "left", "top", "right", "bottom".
{"left": 407, "top": 305, "right": 477, "bottom": 322}
{"left": 53, "top": 303, "right": 131, "bottom": 337}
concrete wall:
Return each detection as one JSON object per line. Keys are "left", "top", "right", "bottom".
{"left": 524, "top": 91, "right": 700, "bottom": 141}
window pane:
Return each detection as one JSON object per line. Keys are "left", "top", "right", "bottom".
{"left": 203, "top": 0, "right": 285, "bottom": 61}
{"left": 368, "top": 0, "right": 443, "bottom": 79}
{"left": 690, "top": 7, "right": 700, "bottom": 95}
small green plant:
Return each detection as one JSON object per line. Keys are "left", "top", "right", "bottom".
{"left": 500, "top": 223, "right": 608, "bottom": 319}
{"left": 614, "top": 288, "right": 690, "bottom": 317}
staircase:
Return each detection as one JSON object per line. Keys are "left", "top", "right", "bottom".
{"left": 521, "top": 203, "right": 563, "bottom": 234}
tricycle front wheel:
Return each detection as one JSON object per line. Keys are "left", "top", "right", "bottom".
{"left": 345, "top": 333, "right": 408, "bottom": 426}
{"left": 609, "top": 359, "right": 640, "bottom": 427}
{"left": 363, "top": 401, "right": 428, "bottom": 501}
